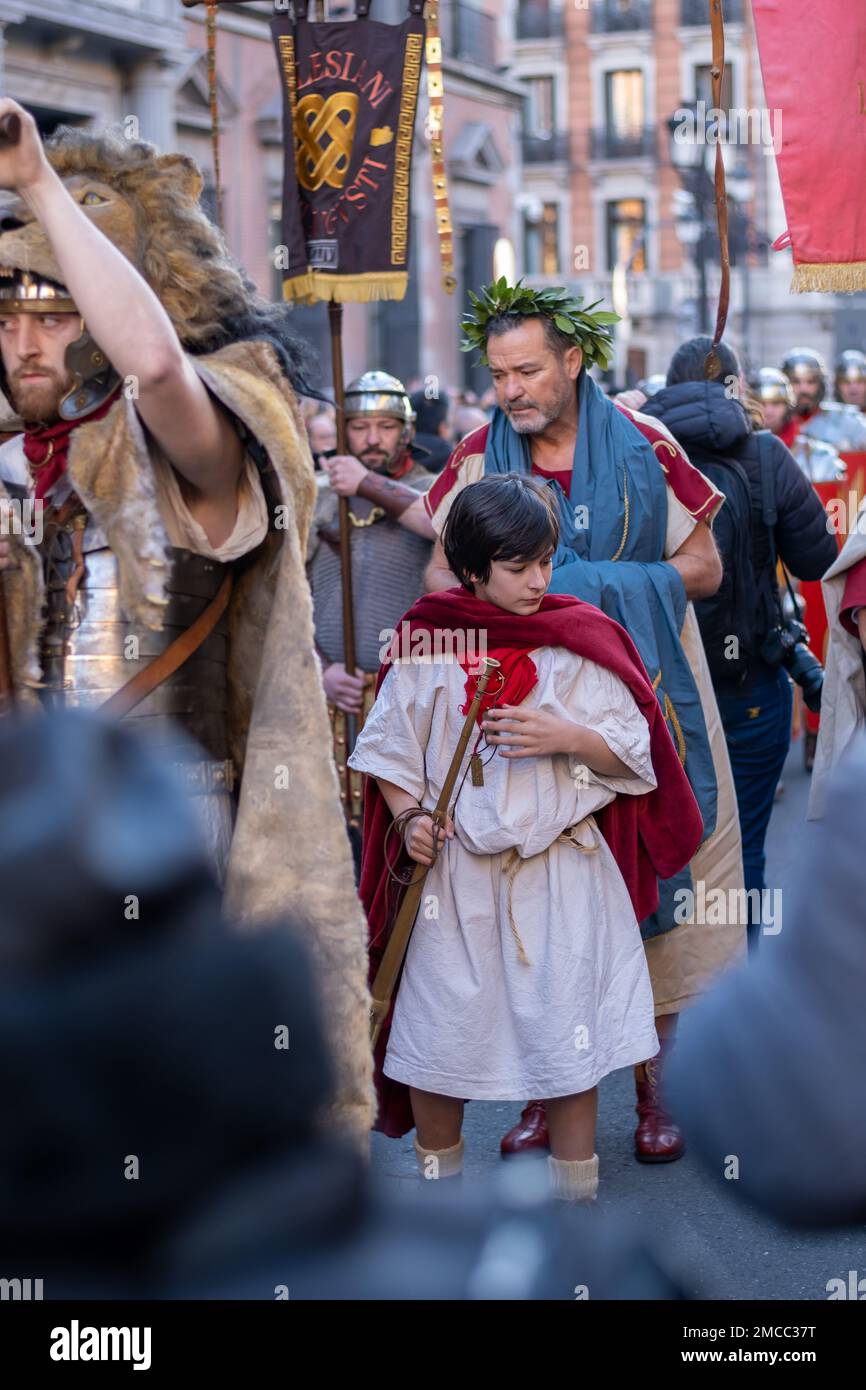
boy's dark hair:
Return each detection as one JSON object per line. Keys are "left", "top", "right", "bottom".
{"left": 442, "top": 474, "right": 559, "bottom": 591}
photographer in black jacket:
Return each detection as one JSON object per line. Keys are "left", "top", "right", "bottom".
{"left": 635, "top": 337, "right": 838, "bottom": 950}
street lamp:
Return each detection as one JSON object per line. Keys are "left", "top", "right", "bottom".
{"left": 668, "top": 105, "right": 716, "bottom": 335}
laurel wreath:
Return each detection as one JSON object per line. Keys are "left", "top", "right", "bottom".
{"left": 460, "top": 278, "right": 620, "bottom": 370}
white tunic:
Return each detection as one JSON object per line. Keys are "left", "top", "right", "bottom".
{"left": 349, "top": 647, "right": 659, "bottom": 1099}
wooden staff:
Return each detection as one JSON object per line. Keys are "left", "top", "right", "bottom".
{"left": 328, "top": 299, "right": 360, "bottom": 816}
{"left": 704, "top": 0, "right": 731, "bottom": 380}
{"left": 370, "top": 657, "right": 501, "bottom": 1047}
{"left": 0, "top": 109, "right": 21, "bottom": 715}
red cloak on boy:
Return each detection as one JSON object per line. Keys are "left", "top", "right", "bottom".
{"left": 359, "top": 588, "right": 704, "bottom": 1137}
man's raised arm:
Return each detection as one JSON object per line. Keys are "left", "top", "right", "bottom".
{"left": 1, "top": 100, "right": 243, "bottom": 528}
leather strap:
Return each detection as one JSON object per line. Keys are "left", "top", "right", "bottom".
{"left": 100, "top": 570, "right": 233, "bottom": 720}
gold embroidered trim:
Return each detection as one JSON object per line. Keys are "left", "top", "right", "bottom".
{"left": 610, "top": 469, "right": 629, "bottom": 561}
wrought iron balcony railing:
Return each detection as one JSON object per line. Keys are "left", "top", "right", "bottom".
{"left": 680, "top": 0, "right": 743, "bottom": 24}
{"left": 590, "top": 126, "right": 657, "bottom": 160}
{"left": 517, "top": 3, "right": 564, "bottom": 40}
{"left": 522, "top": 131, "right": 570, "bottom": 163}
{"left": 590, "top": 1, "right": 653, "bottom": 35}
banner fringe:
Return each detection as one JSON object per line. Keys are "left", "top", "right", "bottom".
{"left": 791, "top": 261, "right": 866, "bottom": 294}
{"left": 281, "top": 271, "right": 409, "bottom": 304}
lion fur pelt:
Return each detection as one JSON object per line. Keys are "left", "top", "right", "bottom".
{"left": 0, "top": 337, "right": 375, "bottom": 1146}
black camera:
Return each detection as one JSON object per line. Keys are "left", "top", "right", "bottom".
{"left": 761, "top": 618, "right": 824, "bottom": 712}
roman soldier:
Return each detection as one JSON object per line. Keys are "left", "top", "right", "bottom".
{"left": 779, "top": 356, "right": 866, "bottom": 770}
{"left": 834, "top": 349, "right": 866, "bottom": 411}
{"left": 0, "top": 100, "right": 373, "bottom": 1145}
{"left": 780, "top": 347, "right": 829, "bottom": 442}
{"left": 781, "top": 347, "right": 866, "bottom": 456}
{"left": 752, "top": 366, "right": 796, "bottom": 440}
{"left": 308, "top": 369, "right": 435, "bottom": 840}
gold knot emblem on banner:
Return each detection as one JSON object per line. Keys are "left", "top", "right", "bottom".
{"left": 295, "top": 92, "right": 359, "bottom": 191}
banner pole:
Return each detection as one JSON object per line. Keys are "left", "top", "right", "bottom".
{"left": 328, "top": 300, "right": 360, "bottom": 801}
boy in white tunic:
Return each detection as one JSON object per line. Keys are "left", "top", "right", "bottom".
{"left": 350, "top": 476, "right": 704, "bottom": 1200}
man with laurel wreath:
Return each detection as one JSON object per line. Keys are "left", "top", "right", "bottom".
{"left": 0, "top": 99, "right": 373, "bottom": 1144}
{"left": 422, "top": 279, "right": 745, "bottom": 1164}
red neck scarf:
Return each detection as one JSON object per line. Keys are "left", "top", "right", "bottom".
{"left": 459, "top": 645, "right": 538, "bottom": 725}
{"left": 23, "top": 388, "right": 122, "bottom": 501}
{"left": 361, "top": 588, "right": 705, "bottom": 1137}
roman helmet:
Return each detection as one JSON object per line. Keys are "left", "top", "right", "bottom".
{"left": 780, "top": 347, "right": 828, "bottom": 413}
{"left": 834, "top": 348, "right": 866, "bottom": 406}
{"left": 835, "top": 348, "right": 866, "bottom": 385}
{"left": 0, "top": 266, "right": 120, "bottom": 422}
{"left": 343, "top": 370, "right": 415, "bottom": 472}
{"left": 752, "top": 367, "right": 796, "bottom": 411}
{"left": 344, "top": 370, "right": 415, "bottom": 425}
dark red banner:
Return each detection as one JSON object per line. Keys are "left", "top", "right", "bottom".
{"left": 271, "top": 9, "right": 425, "bottom": 304}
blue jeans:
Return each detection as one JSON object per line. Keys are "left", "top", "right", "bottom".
{"left": 715, "top": 669, "right": 793, "bottom": 952}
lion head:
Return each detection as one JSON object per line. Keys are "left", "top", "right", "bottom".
{"left": 0, "top": 125, "right": 316, "bottom": 388}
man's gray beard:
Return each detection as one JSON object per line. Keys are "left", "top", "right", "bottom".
{"left": 507, "top": 380, "right": 573, "bottom": 434}
{"left": 509, "top": 408, "right": 554, "bottom": 435}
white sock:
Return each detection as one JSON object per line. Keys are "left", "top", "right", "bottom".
{"left": 548, "top": 1152, "right": 599, "bottom": 1202}
{"left": 414, "top": 1135, "right": 465, "bottom": 1181}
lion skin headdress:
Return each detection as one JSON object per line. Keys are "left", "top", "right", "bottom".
{"left": 0, "top": 124, "right": 318, "bottom": 395}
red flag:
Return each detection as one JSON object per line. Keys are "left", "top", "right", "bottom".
{"left": 752, "top": 0, "right": 866, "bottom": 292}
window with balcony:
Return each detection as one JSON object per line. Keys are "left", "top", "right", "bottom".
{"left": 517, "top": 1, "right": 562, "bottom": 40}
{"left": 606, "top": 198, "right": 647, "bottom": 272}
{"left": 592, "top": 69, "right": 653, "bottom": 158}
{"left": 443, "top": 2, "right": 497, "bottom": 69}
{"left": 681, "top": 0, "right": 742, "bottom": 23}
{"left": 524, "top": 202, "right": 561, "bottom": 276}
{"left": 591, "top": 1, "right": 653, "bottom": 34}
{"left": 606, "top": 69, "right": 645, "bottom": 140}
{"left": 525, "top": 75, "right": 556, "bottom": 139}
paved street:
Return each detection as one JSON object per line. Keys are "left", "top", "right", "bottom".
{"left": 371, "top": 735, "right": 866, "bottom": 1299}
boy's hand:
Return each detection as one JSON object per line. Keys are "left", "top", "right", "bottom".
{"left": 483, "top": 705, "right": 578, "bottom": 759}
{"left": 404, "top": 812, "right": 454, "bottom": 866}
{"left": 0, "top": 99, "right": 53, "bottom": 194}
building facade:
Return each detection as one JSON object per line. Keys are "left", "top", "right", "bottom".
{"left": 0, "top": 0, "right": 862, "bottom": 397}
{"left": 510, "top": 0, "right": 866, "bottom": 382}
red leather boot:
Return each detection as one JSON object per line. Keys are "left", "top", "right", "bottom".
{"left": 500, "top": 1100, "right": 549, "bottom": 1156}
{"left": 634, "top": 1039, "right": 685, "bottom": 1163}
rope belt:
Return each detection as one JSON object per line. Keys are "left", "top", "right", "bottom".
{"left": 502, "top": 816, "right": 601, "bottom": 967}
